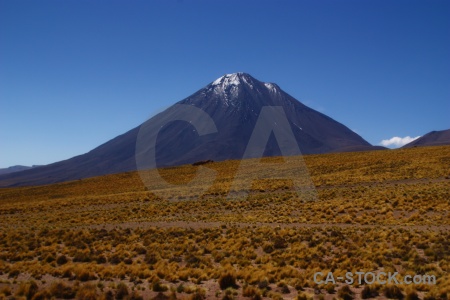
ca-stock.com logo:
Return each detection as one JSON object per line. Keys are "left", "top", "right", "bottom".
{"left": 135, "top": 104, "right": 317, "bottom": 202}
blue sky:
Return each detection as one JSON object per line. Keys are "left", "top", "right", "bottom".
{"left": 1, "top": 0, "right": 449, "bottom": 168}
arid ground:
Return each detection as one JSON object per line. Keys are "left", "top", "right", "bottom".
{"left": 0, "top": 146, "right": 449, "bottom": 299}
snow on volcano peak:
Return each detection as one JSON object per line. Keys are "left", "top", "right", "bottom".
{"left": 209, "top": 73, "right": 246, "bottom": 102}
{"left": 264, "top": 82, "right": 279, "bottom": 94}
{"left": 212, "top": 76, "right": 223, "bottom": 85}
{"left": 212, "top": 73, "right": 243, "bottom": 87}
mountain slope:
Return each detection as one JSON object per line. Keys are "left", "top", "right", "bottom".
{"left": 402, "top": 129, "right": 450, "bottom": 148}
{"left": 0, "top": 73, "right": 376, "bottom": 187}
{"left": 0, "top": 127, "right": 140, "bottom": 187}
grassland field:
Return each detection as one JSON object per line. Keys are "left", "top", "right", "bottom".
{"left": 0, "top": 146, "right": 449, "bottom": 300}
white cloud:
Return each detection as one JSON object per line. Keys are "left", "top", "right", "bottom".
{"left": 380, "top": 136, "right": 421, "bottom": 148}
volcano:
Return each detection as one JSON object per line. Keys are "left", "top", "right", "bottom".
{"left": 0, "top": 73, "right": 378, "bottom": 187}
{"left": 402, "top": 129, "right": 450, "bottom": 148}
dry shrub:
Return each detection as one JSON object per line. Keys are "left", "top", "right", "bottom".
{"left": 188, "top": 289, "right": 206, "bottom": 300}
{"left": 267, "top": 291, "right": 283, "bottom": 300}
{"left": 56, "top": 254, "right": 69, "bottom": 265}
{"left": 280, "top": 284, "right": 290, "bottom": 294}
{"left": 406, "top": 290, "right": 419, "bottom": 300}
{"left": 100, "top": 290, "right": 114, "bottom": 300}
{"left": 96, "top": 255, "right": 107, "bottom": 264}
{"left": 243, "top": 285, "right": 262, "bottom": 299}
{"left": 384, "top": 285, "right": 404, "bottom": 300}
{"left": 324, "top": 283, "right": 335, "bottom": 294}
{"left": 115, "top": 282, "right": 129, "bottom": 300}
{"left": 152, "top": 281, "right": 168, "bottom": 292}
{"left": 297, "top": 292, "right": 312, "bottom": 300}
{"left": 74, "top": 267, "right": 96, "bottom": 282}
{"left": 361, "top": 285, "right": 379, "bottom": 299}
{"left": 76, "top": 283, "right": 97, "bottom": 300}
{"left": 262, "top": 242, "right": 274, "bottom": 254}
{"left": 129, "top": 290, "right": 144, "bottom": 300}
{"left": 49, "top": 281, "right": 76, "bottom": 299}
{"left": 337, "top": 285, "right": 353, "bottom": 300}
{"left": 16, "top": 280, "right": 38, "bottom": 299}
{"left": 221, "top": 288, "right": 235, "bottom": 300}
{"left": 219, "top": 273, "right": 237, "bottom": 290}
{"left": 151, "top": 292, "right": 170, "bottom": 300}
{"left": 257, "top": 278, "right": 271, "bottom": 290}
{"left": 133, "top": 244, "right": 147, "bottom": 255}
{"left": 31, "top": 289, "right": 52, "bottom": 300}
{"left": 8, "top": 269, "right": 20, "bottom": 278}
{"left": 273, "top": 237, "right": 288, "bottom": 249}
{"left": 0, "top": 286, "right": 11, "bottom": 296}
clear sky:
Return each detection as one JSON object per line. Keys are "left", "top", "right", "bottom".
{"left": 1, "top": 0, "right": 449, "bottom": 168}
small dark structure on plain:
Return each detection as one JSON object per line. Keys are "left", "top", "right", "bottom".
{"left": 192, "top": 160, "right": 214, "bottom": 166}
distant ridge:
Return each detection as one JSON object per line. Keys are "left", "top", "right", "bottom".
{"left": 0, "top": 165, "right": 39, "bottom": 176}
{"left": 0, "top": 73, "right": 381, "bottom": 187}
{"left": 402, "top": 129, "right": 450, "bottom": 148}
